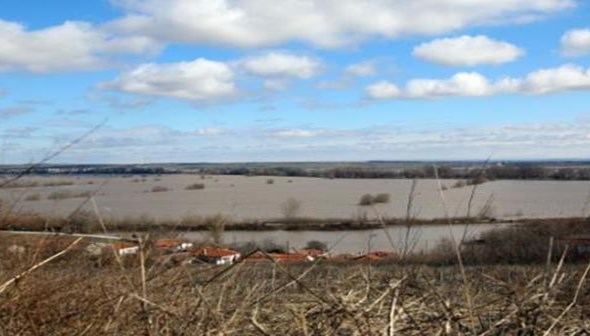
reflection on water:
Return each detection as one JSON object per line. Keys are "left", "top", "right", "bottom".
{"left": 182, "top": 223, "right": 511, "bottom": 254}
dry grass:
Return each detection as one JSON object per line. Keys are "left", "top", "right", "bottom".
{"left": 0, "top": 234, "right": 589, "bottom": 335}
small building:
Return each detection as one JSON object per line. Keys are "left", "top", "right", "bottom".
{"left": 557, "top": 234, "right": 590, "bottom": 254}
{"left": 191, "top": 247, "right": 241, "bottom": 265}
{"left": 153, "top": 239, "right": 194, "bottom": 252}
{"left": 295, "top": 248, "right": 327, "bottom": 258}
{"left": 109, "top": 242, "right": 139, "bottom": 256}
{"left": 243, "top": 251, "right": 314, "bottom": 263}
{"left": 353, "top": 250, "right": 397, "bottom": 262}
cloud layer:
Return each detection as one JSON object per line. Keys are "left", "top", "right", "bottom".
{"left": 111, "top": 0, "right": 573, "bottom": 47}
{"left": 367, "top": 64, "right": 590, "bottom": 99}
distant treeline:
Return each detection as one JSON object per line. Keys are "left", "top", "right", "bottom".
{"left": 2, "top": 163, "right": 590, "bottom": 180}
{"left": 201, "top": 165, "right": 590, "bottom": 181}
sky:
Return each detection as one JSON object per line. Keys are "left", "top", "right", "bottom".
{"left": 1, "top": 0, "right": 590, "bottom": 163}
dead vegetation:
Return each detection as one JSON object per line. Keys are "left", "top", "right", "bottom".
{"left": 0, "top": 233, "right": 589, "bottom": 335}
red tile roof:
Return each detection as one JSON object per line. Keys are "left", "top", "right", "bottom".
{"left": 191, "top": 247, "right": 240, "bottom": 258}
{"left": 153, "top": 239, "right": 186, "bottom": 249}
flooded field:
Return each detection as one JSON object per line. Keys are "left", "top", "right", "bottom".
{"left": 183, "top": 222, "right": 511, "bottom": 254}
{"left": 1, "top": 174, "right": 589, "bottom": 221}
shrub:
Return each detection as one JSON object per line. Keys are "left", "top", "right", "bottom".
{"left": 266, "top": 178, "right": 274, "bottom": 185}
{"left": 150, "top": 186, "right": 170, "bottom": 193}
{"left": 373, "top": 193, "right": 390, "bottom": 204}
{"left": 47, "top": 190, "right": 73, "bottom": 200}
{"left": 452, "top": 180, "right": 467, "bottom": 188}
{"left": 24, "top": 193, "right": 41, "bottom": 201}
{"left": 305, "top": 240, "right": 327, "bottom": 251}
{"left": 280, "top": 197, "right": 302, "bottom": 219}
{"left": 185, "top": 183, "right": 205, "bottom": 190}
{"left": 47, "top": 190, "right": 92, "bottom": 200}
{"left": 358, "top": 194, "right": 375, "bottom": 206}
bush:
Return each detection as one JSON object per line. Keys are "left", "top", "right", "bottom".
{"left": 150, "top": 186, "right": 170, "bottom": 193}
{"left": 452, "top": 180, "right": 467, "bottom": 188}
{"left": 305, "top": 240, "right": 327, "bottom": 251}
{"left": 24, "top": 193, "right": 41, "bottom": 201}
{"left": 373, "top": 193, "right": 390, "bottom": 204}
{"left": 47, "top": 190, "right": 92, "bottom": 200}
{"left": 358, "top": 194, "right": 375, "bottom": 206}
{"left": 266, "top": 179, "right": 274, "bottom": 185}
{"left": 280, "top": 197, "right": 302, "bottom": 219}
{"left": 185, "top": 183, "right": 205, "bottom": 190}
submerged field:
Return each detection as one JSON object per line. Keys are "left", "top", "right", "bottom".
{"left": 1, "top": 174, "right": 590, "bottom": 221}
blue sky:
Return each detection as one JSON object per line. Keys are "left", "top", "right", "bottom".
{"left": 1, "top": 0, "right": 590, "bottom": 163}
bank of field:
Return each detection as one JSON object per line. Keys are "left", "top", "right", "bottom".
{"left": 1, "top": 175, "right": 590, "bottom": 221}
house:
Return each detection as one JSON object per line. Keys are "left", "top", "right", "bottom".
{"left": 243, "top": 251, "right": 314, "bottom": 263}
{"left": 109, "top": 242, "right": 139, "bottom": 256}
{"left": 191, "top": 247, "right": 241, "bottom": 265}
{"left": 353, "top": 250, "right": 397, "bottom": 262}
{"left": 153, "top": 239, "right": 194, "bottom": 252}
{"left": 557, "top": 234, "right": 590, "bottom": 254}
{"left": 295, "top": 248, "right": 327, "bottom": 258}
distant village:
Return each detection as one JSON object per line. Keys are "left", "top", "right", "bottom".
{"left": 6, "top": 235, "right": 398, "bottom": 266}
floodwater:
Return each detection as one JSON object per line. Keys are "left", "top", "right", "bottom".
{"left": 2, "top": 174, "right": 590, "bottom": 221}
{"left": 182, "top": 223, "right": 511, "bottom": 254}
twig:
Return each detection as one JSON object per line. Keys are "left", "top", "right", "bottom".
{"left": 0, "top": 237, "right": 84, "bottom": 294}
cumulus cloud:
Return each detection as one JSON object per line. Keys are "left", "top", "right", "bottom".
{"left": 101, "top": 58, "right": 237, "bottom": 100}
{"left": 365, "top": 81, "right": 401, "bottom": 99}
{"left": 413, "top": 35, "right": 524, "bottom": 66}
{"left": 345, "top": 61, "right": 375, "bottom": 77}
{"left": 239, "top": 52, "right": 321, "bottom": 78}
{"left": 0, "top": 20, "right": 158, "bottom": 73}
{"left": 111, "top": 0, "right": 573, "bottom": 48}
{"left": 560, "top": 28, "right": 590, "bottom": 56}
{"left": 366, "top": 64, "right": 590, "bottom": 99}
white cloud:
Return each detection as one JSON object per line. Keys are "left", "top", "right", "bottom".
{"left": 196, "top": 127, "right": 224, "bottom": 136}
{"left": 345, "top": 61, "right": 375, "bottom": 77}
{"left": 413, "top": 35, "right": 524, "bottom": 66}
{"left": 560, "top": 28, "right": 590, "bottom": 56}
{"left": 405, "top": 72, "right": 492, "bottom": 97}
{"left": 365, "top": 81, "right": 401, "bottom": 99}
{"left": 507, "top": 63, "right": 590, "bottom": 94}
{"left": 0, "top": 20, "right": 158, "bottom": 73}
{"left": 101, "top": 58, "right": 237, "bottom": 100}
{"left": 268, "top": 129, "right": 319, "bottom": 138}
{"left": 367, "top": 64, "right": 590, "bottom": 99}
{"left": 239, "top": 52, "right": 321, "bottom": 78}
{"left": 111, "top": 0, "right": 573, "bottom": 48}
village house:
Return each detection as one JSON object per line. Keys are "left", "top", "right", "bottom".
{"left": 153, "top": 239, "right": 194, "bottom": 252}
{"left": 191, "top": 247, "right": 241, "bottom": 265}
{"left": 110, "top": 242, "right": 139, "bottom": 256}
{"left": 244, "top": 251, "right": 315, "bottom": 263}
{"left": 557, "top": 234, "right": 590, "bottom": 254}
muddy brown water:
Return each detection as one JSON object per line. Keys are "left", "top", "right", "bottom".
{"left": 3, "top": 175, "right": 590, "bottom": 221}
{"left": 181, "top": 223, "right": 511, "bottom": 254}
